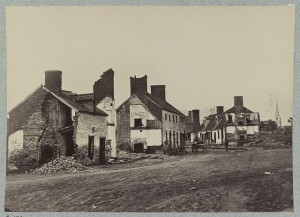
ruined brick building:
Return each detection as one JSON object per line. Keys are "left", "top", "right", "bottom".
{"left": 200, "top": 96, "right": 260, "bottom": 145}
{"left": 7, "top": 69, "right": 116, "bottom": 168}
{"left": 116, "top": 76, "right": 187, "bottom": 153}
{"left": 184, "top": 109, "right": 201, "bottom": 142}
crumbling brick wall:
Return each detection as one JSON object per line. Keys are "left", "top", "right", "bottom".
{"left": 8, "top": 87, "right": 48, "bottom": 135}
{"left": 116, "top": 99, "right": 132, "bottom": 150}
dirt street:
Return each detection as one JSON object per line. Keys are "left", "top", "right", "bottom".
{"left": 5, "top": 148, "right": 293, "bottom": 212}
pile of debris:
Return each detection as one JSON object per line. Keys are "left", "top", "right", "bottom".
{"left": 244, "top": 137, "right": 291, "bottom": 148}
{"left": 108, "top": 153, "right": 163, "bottom": 165}
{"left": 31, "top": 156, "right": 99, "bottom": 174}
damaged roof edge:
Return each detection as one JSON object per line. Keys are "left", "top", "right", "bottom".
{"left": 8, "top": 85, "right": 44, "bottom": 114}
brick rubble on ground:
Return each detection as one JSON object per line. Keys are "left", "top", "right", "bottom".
{"left": 31, "top": 156, "right": 100, "bottom": 174}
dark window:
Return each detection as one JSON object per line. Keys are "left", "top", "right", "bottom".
{"left": 88, "top": 136, "right": 95, "bottom": 159}
{"left": 169, "top": 115, "right": 171, "bottom": 121}
{"left": 228, "top": 115, "right": 233, "bottom": 123}
{"left": 172, "top": 115, "right": 175, "bottom": 122}
{"left": 165, "top": 113, "right": 167, "bottom": 120}
{"left": 65, "top": 106, "right": 72, "bottom": 126}
{"left": 134, "top": 119, "right": 143, "bottom": 127}
{"left": 238, "top": 121, "right": 244, "bottom": 126}
{"left": 214, "top": 132, "right": 216, "bottom": 141}
{"left": 218, "top": 131, "right": 220, "bottom": 139}
{"left": 239, "top": 135, "right": 246, "bottom": 141}
{"left": 246, "top": 115, "right": 251, "bottom": 124}
{"left": 176, "top": 116, "right": 178, "bottom": 123}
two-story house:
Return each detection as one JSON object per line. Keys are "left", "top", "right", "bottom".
{"left": 200, "top": 96, "right": 260, "bottom": 145}
{"left": 7, "top": 69, "right": 116, "bottom": 170}
{"left": 116, "top": 76, "right": 185, "bottom": 153}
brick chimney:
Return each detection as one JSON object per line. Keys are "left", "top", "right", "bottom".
{"left": 93, "top": 68, "right": 114, "bottom": 104}
{"left": 217, "top": 106, "right": 224, "bottom": 115}
{"left": 130, "top": 75, "right": 147, "bottom": 96}
{"left": 45, "top": 70, "right": 62, "bottom": 95}
{"left": 234, "top": 96, "right": 243, "bottom": 114}
{"left": 192, "top": 109, "right": 200, "bottom": 132}
{"left": 151, "top": 85, "right": 166, "bottom": 101}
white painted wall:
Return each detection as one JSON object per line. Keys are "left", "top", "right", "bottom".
{"left": 247, "top": 125, "right": 259, "bottom": 134}
{"left": 97, "top": 96, "right": 117, "bottom": 158}
{"left": 8, "top": 130, "right": 23, "bottom": 156}
{"left": 97, "top": 96, "right": 115, "bottom": 125}
{"left": 108, "top": 125, "right": 116, "bottom": 157}
{"left": 226, "top": 126, "right": 236, "bottom": 134}
{"left": 130, "top": 104, "right": 155, "bottom": 127}
{"left": 131, "top": 129, "right": 161, "bottom": 146}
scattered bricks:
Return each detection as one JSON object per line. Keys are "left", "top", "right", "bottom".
{"left": 31, "top": 156, "right": 99, "bottom": 174}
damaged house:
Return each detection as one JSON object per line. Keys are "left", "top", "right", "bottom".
{"left": 7, "top": 69, "right": 116, "bottom": 169}
{"left": 200, "top": 96, "right": 260, "bottom": 145}
{"left": 116, "top": 76, "right": 185, "bottom": 153}
{"left": 184, "top": 110, "right": 201, "bottom": 142}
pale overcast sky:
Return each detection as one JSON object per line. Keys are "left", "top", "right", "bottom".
{"left": 6, "top": 6, "right": 295, "bottom": 125}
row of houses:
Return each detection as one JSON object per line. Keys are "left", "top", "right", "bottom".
{"left": 7, "top": 69, "right": 260, "bottom": 168}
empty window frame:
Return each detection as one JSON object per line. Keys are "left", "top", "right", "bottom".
{"left": 134, "top": 118, "right": 143, "bottom": 127}
{"left": 228, "top": 115, "right": 233, "bottom": 123}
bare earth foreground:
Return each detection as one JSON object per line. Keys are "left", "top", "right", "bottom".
{"left": 5, "top": 148, "right": 293, "bottom": 212}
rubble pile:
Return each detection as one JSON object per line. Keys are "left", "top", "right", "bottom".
{"left": 244, "top": 136, "right": 291, "bottom": 148}
{"left": 32, "top": 156, "right": 99, "bottom": 174}
{"left": 108, "top": 154, "right": 163, "bottom": 164}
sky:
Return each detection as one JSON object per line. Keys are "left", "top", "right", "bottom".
{"left": 6, "top": 6, "right": 295, "bottom": 125}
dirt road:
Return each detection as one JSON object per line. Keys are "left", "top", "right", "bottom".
{"left": 5, "top": 148, "right": 293, "bottom": 212}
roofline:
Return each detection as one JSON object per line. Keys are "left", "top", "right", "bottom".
{"left": 78, "top": 110, "right": 108, "bottom": 116}
{"left": 43, "top": 86, "right": 80, "bottom": 112}
{"left": 116, "top": 94, "right": 161, "bottom": 121}
{"left": 8, "top": 85, "right": 44, "bottom": 114}
{"left": 116, "top": 95, "right": 132, "bottom": 111}
{"left": 146, "top": 94, "right": 185, "bottom": 116}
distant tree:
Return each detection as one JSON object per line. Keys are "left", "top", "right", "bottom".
{"left": 260, "top": 119, "right": 278, "bottom": 132}
{"left": 288, "top": 117, "right": 293, "bottom": 127}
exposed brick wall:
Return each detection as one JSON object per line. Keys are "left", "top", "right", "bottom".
{"left": 116, "top": 102, "right": 131, "bottom": 147}
{"left": 8, "top": 87, "right": 49, "bottom": 135}
{"left": 94, "top": 69, "right": 114, "bottom": 103}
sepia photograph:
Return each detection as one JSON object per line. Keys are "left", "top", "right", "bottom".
{"left": 4, "top": 5, "right": 295, "bottom": 213}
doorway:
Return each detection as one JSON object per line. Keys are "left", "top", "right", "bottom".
{"left": 99, "top": 137, "right": 106, "bottom": 165}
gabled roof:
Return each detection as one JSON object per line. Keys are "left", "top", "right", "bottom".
{"left": 59, "top": 90, "right": 107, "bottom": 116}
{"left": 224, "top": 106, "right": 253, "bottom": 113}
{"left": 8, "top": 85, "right": 107, "bottom": 116}
{"left": 116, "top": 93, "right": 184, "bottom": 122}
{"left": 146, "top": 93, "right": 184, "bottom": 116}
{"left": 201, "top": 116, "right": 226, "bottom": 132}
{"left": 62, "top": 90, "right": 94, "bottom": 101}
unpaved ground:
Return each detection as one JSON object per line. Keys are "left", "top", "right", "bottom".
{"left": 5, "top": 148, "right": 293, "bottom": 212}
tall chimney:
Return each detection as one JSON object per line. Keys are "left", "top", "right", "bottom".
{"left": 234, "top": 96, "right": 243, "bottom": 114}
{"left": 130, "top": 75, "right": 147, "bottom": 96}
{"left": 217, "top": 106, "right": 224, "bottom": 115}
{"left": 151, "top": 85, "right": 166, "bottom": 101}
{"left": 192, "top": 109, "right": 200, "bottom": 132}
{"left": 45, "top": 70, "right": 62, "bottom": 95}
{"left": 93, "top": 68, "right": 114, "bottom": 104}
